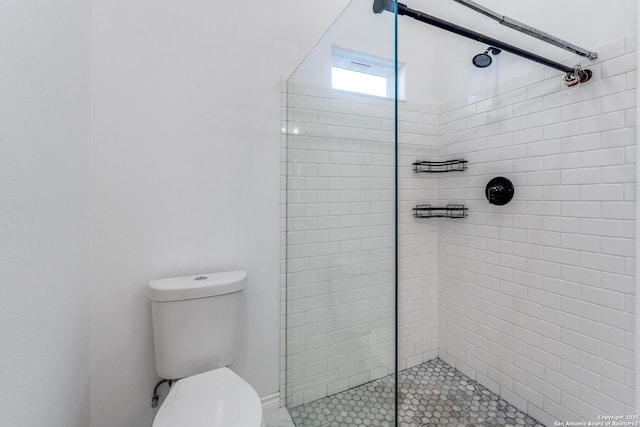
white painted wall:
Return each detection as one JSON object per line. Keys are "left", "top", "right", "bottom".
{"left": 0, "top": 1, "right": 91, "bottom": 426}
{"left": 89, "top": 1, "right": 350, "bottom": 426}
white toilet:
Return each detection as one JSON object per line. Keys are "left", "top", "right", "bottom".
{"left": 148, "top": 271, "right": 265, "bottom": 427}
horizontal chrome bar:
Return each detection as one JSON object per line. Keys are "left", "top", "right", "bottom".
{"left": 453, "top": 0, "right": 598, "bottom": 60}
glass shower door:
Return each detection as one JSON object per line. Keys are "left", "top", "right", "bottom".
{"left": 284, "top": 1, "right": 397, "bottom": 425}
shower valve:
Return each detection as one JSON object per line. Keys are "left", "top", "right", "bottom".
{"left": 485, "top": 177, "right": 514, "bottom": 206}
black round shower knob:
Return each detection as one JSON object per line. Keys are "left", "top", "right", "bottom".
{"left": 485, "top": 177, "right": 514, "bottom": 206}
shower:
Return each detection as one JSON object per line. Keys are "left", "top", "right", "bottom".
{"left": 283, "top": 0, "right": 637, "bottom": 425}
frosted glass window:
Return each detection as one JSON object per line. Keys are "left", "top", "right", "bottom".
{"left": 331, "top": 66, "right": 389, "bottom": 97}
{"left": 330, "top": 47, "right": 403, "bottom": 100}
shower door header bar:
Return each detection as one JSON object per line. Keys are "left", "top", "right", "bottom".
{"left": 453, "top": 0, "right": 598, "bottom": 60}
{"left": 373, "top": 0, "right": 593, "bottom": 85}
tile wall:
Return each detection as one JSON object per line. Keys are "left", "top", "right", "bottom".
{"left": 281, "top": 83, "right": 440, "bottom": 406}
{"left": 281, "top": 33, "right": 637, "bottom": 423}
{"left": 437, "top": 36, "right": 637, "bottom": 424}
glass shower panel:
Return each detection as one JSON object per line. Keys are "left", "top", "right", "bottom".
{"left": 284, "top": 1, "right": 397, "bottom": 425}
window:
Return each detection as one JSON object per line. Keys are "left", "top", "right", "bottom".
{"left": 331, "top": 47, "right": 404, "bottom": 99}
{"left": 331, "top": 67, "right": 389, "bottom": 97}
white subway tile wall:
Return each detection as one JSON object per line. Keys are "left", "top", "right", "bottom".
{"left": 281, "top": 84, "right": 440, "bottom": 406}
{"left": 438, "top": 37, "right": 636, "bottom": 424}
{"left": 281, "top": 34, "right": 636, "bottom": 423}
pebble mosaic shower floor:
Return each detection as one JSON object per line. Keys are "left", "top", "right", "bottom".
{"left": 289, "top": 359, "right": 544, "bottom": 427}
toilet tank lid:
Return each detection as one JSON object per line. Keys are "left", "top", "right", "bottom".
{"left": 148, "top": 271, "right": 246, "bottom": 302}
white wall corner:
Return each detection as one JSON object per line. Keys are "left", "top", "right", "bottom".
{"left": 261, "top": 392, "right": 281, "bottom": 412}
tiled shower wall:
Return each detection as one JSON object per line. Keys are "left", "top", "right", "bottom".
{"left": 437, "top": 36, "right": 637, "bottom": 424}
{"left": 281, "top": 34, "right": 636, "bottom": 423}
{"left": 281, "top": 83, "right": 440, "bottom": 406}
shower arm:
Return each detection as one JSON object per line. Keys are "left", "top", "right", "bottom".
{"left": 452, "top": 0, "right": 598, "bottom": 61}
{"left": 373, "top": 0, "right": 592, "bottom": 85}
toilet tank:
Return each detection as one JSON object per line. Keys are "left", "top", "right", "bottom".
{"left": 148, "top": 271, "right": 246, "bottom": 380}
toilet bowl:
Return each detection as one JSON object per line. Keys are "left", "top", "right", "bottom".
{"left": 152, "top": 368, "right": 265, "bottom": 427}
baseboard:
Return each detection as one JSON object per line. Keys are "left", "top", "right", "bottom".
{"left": 261, "top": 392, "right": 281, "bottom": 412}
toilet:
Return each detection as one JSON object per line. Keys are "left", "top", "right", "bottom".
{"left": 148, "top": 271, "right": 265, "bottom": 427}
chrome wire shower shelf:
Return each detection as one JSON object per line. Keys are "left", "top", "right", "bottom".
{"left": 413, "top": 159, "right": 468, "bottom": 173}
{"left": 413, "top": 204, "right": 468, "bottom": 219}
